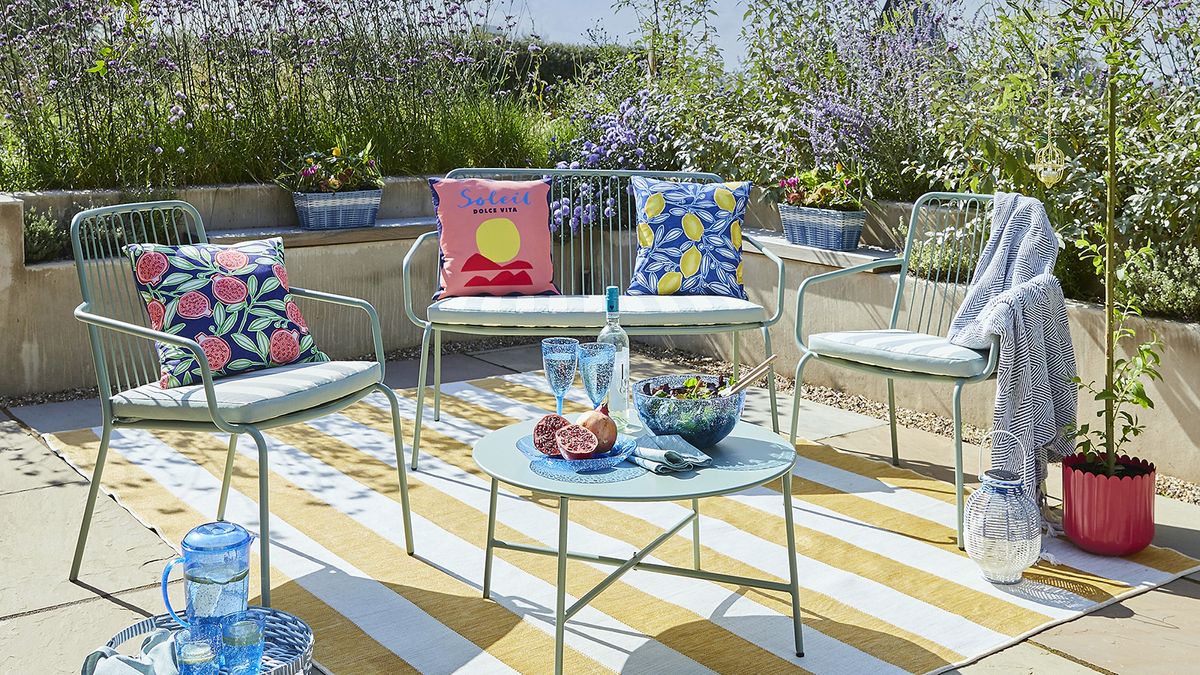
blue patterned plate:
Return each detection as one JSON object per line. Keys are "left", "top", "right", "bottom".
{"left": 516, "top": 434, "right": 637, "bottom": 472}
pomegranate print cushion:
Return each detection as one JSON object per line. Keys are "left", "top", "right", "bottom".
{"left": 124, "top": 237, "right": 328, "bottom": 388}
{"left": 429, "top": 177, "right": 558, "bottom": 299}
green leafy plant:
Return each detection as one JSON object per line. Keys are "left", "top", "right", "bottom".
{"left": 22, "top": 208, "right": 67, "bottom": 265}
{"left": 278, "top": 139, "right": 384, "bottom": 194}
{"left": 775, "top": 166, "right": 864, "bottom": 211}
{"left": 1062, "top": 0, "right": 1175, "bottom": 477}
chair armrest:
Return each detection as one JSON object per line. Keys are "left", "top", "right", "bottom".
{"left": 73, "top": 304, "right": 231, "bottom": 429}
{"left": 289, "top": 287, "right": 386, "bottom": 374}
{"left": 742, "top": 234, "right": 786, "bottom": 325}
{"left": 402, "top": 230, "right": 439, "bottom": 328}
{"left": 795, "top": 257, "right": 904, "bottom": 350}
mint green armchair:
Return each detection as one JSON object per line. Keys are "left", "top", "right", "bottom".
{"left": 68, "top": 201, "right": 414, "bottom": 605}
{"left": 791, "top": 193, "right": 1000, "bottom": 549}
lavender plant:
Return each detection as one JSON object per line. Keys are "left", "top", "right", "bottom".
{"left": 742, "top": 0, "right": 961, "bottom": 199}
{"left": 0, "top": 0, "right": 552, "bottom": 190}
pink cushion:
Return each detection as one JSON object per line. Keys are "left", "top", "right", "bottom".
{"left": 429, "top": 177, "right": 558, "bottom": 299}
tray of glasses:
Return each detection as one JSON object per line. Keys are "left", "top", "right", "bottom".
{"left": 105, "top": 607, "right": 312, "bottom": 674}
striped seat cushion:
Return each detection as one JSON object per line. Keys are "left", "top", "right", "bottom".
{"left": 427, "top": 294, "right": 768, "bottom": 328}
{"left": 809, "top": 329, "right": 990, "bottom": 378}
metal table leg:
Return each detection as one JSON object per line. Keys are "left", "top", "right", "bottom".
{"left": 782, "top": 472, "right": 805, "bottom": 657}
{"left": 555, "top": 497, "right": 569, "bottom": 675}
{"left": 692, "top": 498, "right": 701, "bottom": 570}
{"left": 483, "top": 478, "right": 498, "bottom": 599}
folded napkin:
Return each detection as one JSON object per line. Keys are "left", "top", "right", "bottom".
{"left": 80, "top": 628, "right": 177, "bottom": 675}
{"left": 630, "top": 435, "right": 712, "bottom": 474}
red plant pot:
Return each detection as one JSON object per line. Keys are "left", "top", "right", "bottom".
{"left": 1062, "top": 453, "right": 1156, "bottom": 556}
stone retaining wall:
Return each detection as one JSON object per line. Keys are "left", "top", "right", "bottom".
{"left": 2, "top": 181, "right": 1196, "bottom": 483}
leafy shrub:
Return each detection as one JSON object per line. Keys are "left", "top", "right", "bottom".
{"left": 1125, "top": 245, "right": 1200, "bottom": 322}
{"left": 22, "top": 209, "right": 67, "bottom": 265}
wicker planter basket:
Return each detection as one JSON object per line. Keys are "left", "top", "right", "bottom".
{"left": 292, "top": 189, "right": 382, "bottom": 230}
{"left": 779, "top": 204, "right": 865, "bottom": 251}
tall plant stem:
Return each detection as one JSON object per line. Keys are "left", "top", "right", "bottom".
{"left": 1104, "top": 70, "right": 1117, "bottom": 476}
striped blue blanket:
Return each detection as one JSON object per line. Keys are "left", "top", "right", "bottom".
{"left": 948, "top": 193, "right": 1077, "bottom": 496}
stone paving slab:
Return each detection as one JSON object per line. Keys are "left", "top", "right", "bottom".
{"left": 0, "top": 481, "right": 175, "bottom": 618}
{"left": 0, "top": 584, "right": 184, "bottom": 675}
{"left": 382, "top": 352, "right": 517, "bottom": 390}
{"left": 1032, "top": 578, "right": 1200, "bottom": 674}
{"left": 6, "top": 398, "right": 102, "bottom": 436}
{"left": 0, "top": 419, "right": 87, "bottom": 494}
{"left": 953, "top": 640, "right": 1100, "bottom": 674}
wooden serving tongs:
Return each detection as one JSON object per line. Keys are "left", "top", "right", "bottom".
{"left": 721, "top": 354, "right": 778, "bottom": 397}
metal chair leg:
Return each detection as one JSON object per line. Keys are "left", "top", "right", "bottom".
{"left": 432, "top": 329, "right": 442, "bottom": 422}
{"left": 246, "top": 427, "right": 273, "bottom": 606}
{"left": 70, "top": 422, "right": 112, "bottom": 581}
{"left": 887, "top": 379, "right": 900, "bottom": 466}
{"left": 732, "top": 330, "right": 741, "bottom": 381}
{"left": 411, "top": 324, "right": 432, "bottom": 471}
{"left": 952, "top": 382, "right": 966, "bottom": 550}
{"left": 789, "top": 353, "right": 812, "bottom": 445}
{"left": 377, "top": 384, "right": 416, "bottom": 555}
{"left": 761, "top": 325, "right": 779, "bottom": 434}
{"left": 217, "top": 433, "right": 238, "bottom": 521}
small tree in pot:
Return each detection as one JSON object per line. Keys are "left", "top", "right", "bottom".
{"left": 1061, "top": 0, "right": 1173, "bottom": 556}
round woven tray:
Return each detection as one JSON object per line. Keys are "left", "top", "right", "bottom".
{"left": 106, "top": 607, "right": 313, "bottom": 674}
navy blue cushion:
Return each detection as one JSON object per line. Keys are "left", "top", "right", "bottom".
{"left": 124, "top": 237, "right": 328, "bottom": 388}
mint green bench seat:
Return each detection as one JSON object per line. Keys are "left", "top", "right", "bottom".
{"left": 403, "top": 168, "right": 787, "bottom": 470}
{"left": 111, "top": 361, "right": 381, "bottom": 424}
{"left": 428, "top": 294, "right": 768, "bottom": 328}
{"left": 807, "top": 329, "right": 990, "bottom": 379}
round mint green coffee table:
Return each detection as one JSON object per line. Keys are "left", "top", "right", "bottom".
{"left": 473, "top": 419, "right": 804, "bottom": 675}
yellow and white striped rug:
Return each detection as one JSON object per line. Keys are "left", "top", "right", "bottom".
{"left": 48, "top": 372, "right": 1200, "bottom": 674}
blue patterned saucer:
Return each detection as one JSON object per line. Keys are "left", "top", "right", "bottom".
{"left": 516, "top": 434, "right": 637, "bottom": 472}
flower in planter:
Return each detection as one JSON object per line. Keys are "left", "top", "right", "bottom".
{"left": 278, "top": 137, "right": 384, "bottom": 194}
{"left": 775, "top": 165, "right": 866, "bottom": 212}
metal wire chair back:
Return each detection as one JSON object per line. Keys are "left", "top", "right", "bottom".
{"left": 892, "top": 193, "right": 995, "bottom": 337}
{"left": 70, "top": 201, "right": 208, "bottom": 396}
{"left": 443, "top": 168, "right": 723, "bottom": 295}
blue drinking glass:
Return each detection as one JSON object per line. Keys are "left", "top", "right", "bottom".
{"left": 173, "top": 629, "right": 218, "bottom": 675}
{"left": 541, "top": 338, "right": 579, "bottom": 415}
{"left": 577, "top": 342, "right": 616, "bottom": 410}
{"left": 220, "top": 610, "right": 265, "bottom": 674}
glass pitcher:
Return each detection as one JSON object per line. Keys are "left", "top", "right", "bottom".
{"left": 161, "top": 521, "right": 254, "bottom": 640}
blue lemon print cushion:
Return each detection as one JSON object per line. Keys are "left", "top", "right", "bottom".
{"left": 627, "top": 176, "right": 750, "bottom": 299}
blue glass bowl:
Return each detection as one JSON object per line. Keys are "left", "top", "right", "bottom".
{"left": 516, "top": 434, "right": 637, "bottom": 472}
{"left": 633, "top": 374, "right": 746, "bottom": 448}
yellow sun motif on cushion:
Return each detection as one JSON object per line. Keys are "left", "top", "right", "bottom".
{"left": 476, "top": 217, "right": 520, "bottom": 264}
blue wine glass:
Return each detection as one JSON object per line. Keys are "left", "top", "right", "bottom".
{"left": 577, "top": 342, "right": 616, "bottom": 410}
{"left": 541, "top": 338, "right": 579, "bottom": 415}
